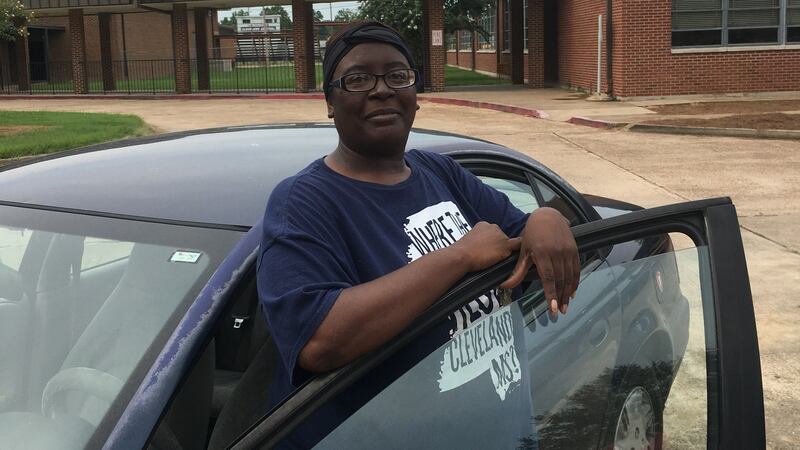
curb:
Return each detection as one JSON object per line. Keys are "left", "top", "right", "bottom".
{"left": 566, "top": 116, "right": 625, "bottom": 129}
{"left": 0, "top": 93, "right": 326, "bottom": 100}
{"left": 1, "top": 93, "right": 553, "bottom": 120}
{"left": 419, "top": 97, "right": 549, "bottom": 119}
{"left": 629, "top": 123, "right": 800, "bottom": 140}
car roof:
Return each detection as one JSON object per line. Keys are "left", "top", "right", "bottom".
{"left": 0, "top": 124, "right": 578, "bottom": 228}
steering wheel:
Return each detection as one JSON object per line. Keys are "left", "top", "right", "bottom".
{"left": 41, "top": 366, "right": 123, "bottom": 421}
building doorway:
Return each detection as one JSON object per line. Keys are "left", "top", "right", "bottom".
{"left": 544, "top": 0, "right": 559, "bottom": 84}
{"left": 28, "top": 28, "right": 48, "bottom": 82}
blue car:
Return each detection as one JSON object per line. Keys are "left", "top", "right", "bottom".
{"left": 0, "top": 124, "right": 763, "bottom": 450}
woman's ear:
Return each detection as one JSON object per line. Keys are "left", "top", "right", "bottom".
{"left": 327, "top": 102, "right": 334, "bottom": 118}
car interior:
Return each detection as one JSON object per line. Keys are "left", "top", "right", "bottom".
{"left": 0, "top": 225, "right": 219, "bottom": 450}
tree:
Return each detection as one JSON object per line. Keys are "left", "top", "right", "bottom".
{"left": 334, "top": 8, "right": 360, "bottom": 23}
{"left": 443, "top": 0, "right": 493, "bottom": 40}
{"left": 261, "top": 5, "right": 292, "bottom": 30}
{"left": 357, "top": 0, "right": 423, "bottom": 64}
{"left": 357, "top": 0, "right": 493, "bottom": 66}
{"left": 220, "top": 9, "right": 248, "bottom": 27}
{"left": 0, "top": 0, "right": 33, "bottom": 42}
{"left": 314, "top": 10, "right": 324, "bottom": 22}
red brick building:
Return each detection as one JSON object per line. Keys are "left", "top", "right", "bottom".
{"left": 447, "top": 0, "right": 800, "bottom": 98}
{"left": 5, "top": 0, "right": 799, "bottom": 97}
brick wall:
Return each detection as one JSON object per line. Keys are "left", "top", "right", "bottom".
{"left": 68, "top": 9, "right": 87, "bottom": 93}
{"left": 527, "top": 0, "right": 544, "bottom": 87}
{"left": 291, "top": 0, "right": 315, "bottom": 92}
{"left": 612, "top": 0, "right": 800, "bottom": 97}
{"left": 171, "top": 3, "right": 191, "bottom": 94}
{"left": 423, "top": 0, "right": 445, "bottom": 92}
{"left": 557, "top": 0, "right": 607, "bottom": 93}
{"left": 447, "top": 51, "right": 504, "bottom": 78}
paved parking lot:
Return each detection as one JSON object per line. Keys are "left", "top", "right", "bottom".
{"left": 1, "top": 97, "right": 797, "bottom": 447}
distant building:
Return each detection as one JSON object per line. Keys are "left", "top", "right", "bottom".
{"left": 235, "top": 15, "right": 281, "bottom": 34}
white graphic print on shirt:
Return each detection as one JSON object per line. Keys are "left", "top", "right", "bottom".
{"left": 403, "top": 201, "right": 521, "bottom": 400}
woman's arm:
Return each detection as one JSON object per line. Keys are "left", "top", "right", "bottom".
{"left": 298, "top": 221, "right": 519, "bottom": 373}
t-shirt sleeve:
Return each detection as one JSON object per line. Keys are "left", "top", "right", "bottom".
{"left": 257, "top": 179, "right": 356, "bottom": 387}
{"left": 414, "top": 151, "right": 530, "bottom": 237}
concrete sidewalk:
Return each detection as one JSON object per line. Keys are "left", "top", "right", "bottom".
{"left": 421, "top": 85, "right": 656, "bottom": 122}
{"left": 423, "top": 85, "right": 800, "bottom": 129}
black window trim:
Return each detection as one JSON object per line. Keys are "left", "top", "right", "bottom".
{"left": 453, "top": 155, "right": 597, "bottom": 224}
{"left": 228, "top": 197, "right": 765, "bottom": 450}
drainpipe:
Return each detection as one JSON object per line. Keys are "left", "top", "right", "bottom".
{"left": 605, "top": 0, "right": 613, "bottom": 97}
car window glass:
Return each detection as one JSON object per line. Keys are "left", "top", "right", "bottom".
{"left": 479, "top": 176, "right": 540, "bottom": 212}
{"left": 0, "top": 205, "right": 242, "bottom": 450}
{"left": 535, "top": 180, "right": 580, "bottom": 225}
{"left": 309, "top": 231, "right": 714, "bottom": 450}
{"left": 0, "top": 226, "right": 33, "bottom": 271}
{"left": 82, "top": 238, "right": 136, "bottom": 271}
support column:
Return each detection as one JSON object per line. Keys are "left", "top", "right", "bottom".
{"left": 98, "top": 13, "right": 116, "bottom": 91}
{"left": 172, "top": 3, "right": 191, "bottom": 94}
{"left": 423, "top": 0, "right": 444, "bottom": 92}
{"left": 455, "top": 30, "right": 460, "bottom": 66}
{"left": 194, "top": 8, "right": 210, "bottom": 91}
{"left": 14, "top": 33, "right": 30, "bottom": 92}
{"left": 526, "top": 0, "right": 544, "bottom": 88}
{"left": 471, "top": 30, "right": 477, "bottom": 71}
{"left": 292, "top": 0, "right": 315, "bottom": 92}
{"left": 510, "top": 0, "right": 524, "bottom": 84}
{"left": 68, "top": 8, "right": 88, "bottom": 94}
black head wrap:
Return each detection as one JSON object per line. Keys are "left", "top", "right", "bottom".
{"left": 323, "top": 21, "right": 416, "bottom": 99}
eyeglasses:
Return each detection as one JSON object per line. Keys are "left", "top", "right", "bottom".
{"left": 329, "top": 69, "right": 418, "bottom": 93}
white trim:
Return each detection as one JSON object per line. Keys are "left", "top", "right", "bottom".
{"left": 476, "top": 49, "right": 497, "bottom": 53}
{"left": 671, "top": 43, "right": 800, "bottom": 53}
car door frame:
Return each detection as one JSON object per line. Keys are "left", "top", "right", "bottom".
{"left": 228, "top": 197, "right": 764, "bottom": 450}
{"left": 445, "top": 150, "right": 601, "bottom": 225}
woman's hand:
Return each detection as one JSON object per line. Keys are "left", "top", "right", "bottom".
{"left": 500, "top": 207, "right": 580, "bottom": 315}
{"left": 450, "top": 221, "right": 521, "bottom": 272}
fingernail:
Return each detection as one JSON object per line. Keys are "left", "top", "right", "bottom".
{"left": 550, "top": 299, "right": 558, "bottom": 312}
{"left": 561, "top": 304, "right": 568, "bottom": 314}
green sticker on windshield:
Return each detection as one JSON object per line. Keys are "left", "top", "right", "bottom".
{"left": 169, "top": 250, "right": 202, "bottom": 264}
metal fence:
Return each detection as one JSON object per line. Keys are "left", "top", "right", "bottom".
{"left": 0, "top": 57, "right": 323, "bottom": 95}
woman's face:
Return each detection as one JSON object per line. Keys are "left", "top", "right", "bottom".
{"left": 327, "top": 42, "right": 418, "bottom": 157}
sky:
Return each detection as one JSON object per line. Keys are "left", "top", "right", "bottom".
{"left": 216, "top": 2, "right": 360, "bottom": 22}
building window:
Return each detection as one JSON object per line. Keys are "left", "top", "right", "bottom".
{"left": 673, "top": 0, "right": 800, "bottom": 47}
{"left": 446, "top": 33, "right": 457, "bottom": 50}
{"left": 504, "top": 0, "right": 510, "bottom": 50}
{"left": 790, "top": 0, "right": 800, "bottom": 42}
{"left": 502, "top": 0, "right": 528, "bottom": 50}
{"left": 524, "top": 0, "right": 528, "bottom": 50}
{"left": 478, "top": 1, "right": 497, "bottom": 50}
{"left": 459, "top": 30, "right": 474, "bottom": 49}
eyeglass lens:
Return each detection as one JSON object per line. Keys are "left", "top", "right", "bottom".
{"left": 343, "top": 70, "right": 415, "bottom": 91}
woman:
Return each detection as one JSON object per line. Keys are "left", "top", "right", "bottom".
{"left": 257, "top": 21, "right": 579, "bottom": 448}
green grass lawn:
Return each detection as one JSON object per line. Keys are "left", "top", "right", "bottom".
{"left": 0, "top": 111, "right": 151, "bottom": 159}
{"left": 445, "top": 65, "right": 511, "bottom": 86}
{"left": 27, "top": 63, "right": 324, "bottom": 94}
{"left": 26, "top": 63, "right": 505, "bottom": 93}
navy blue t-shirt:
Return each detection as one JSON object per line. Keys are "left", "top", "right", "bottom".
{"left": 257, "top": 150, "right": 532, "bottom": 448}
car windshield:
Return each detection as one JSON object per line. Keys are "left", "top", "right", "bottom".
{"left": 0, "top": 204, "right": 243, "bottom": 450}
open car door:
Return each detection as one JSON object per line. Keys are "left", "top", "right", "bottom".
{"left": 229, "top": 197, "right": 764, "bottom": 450}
